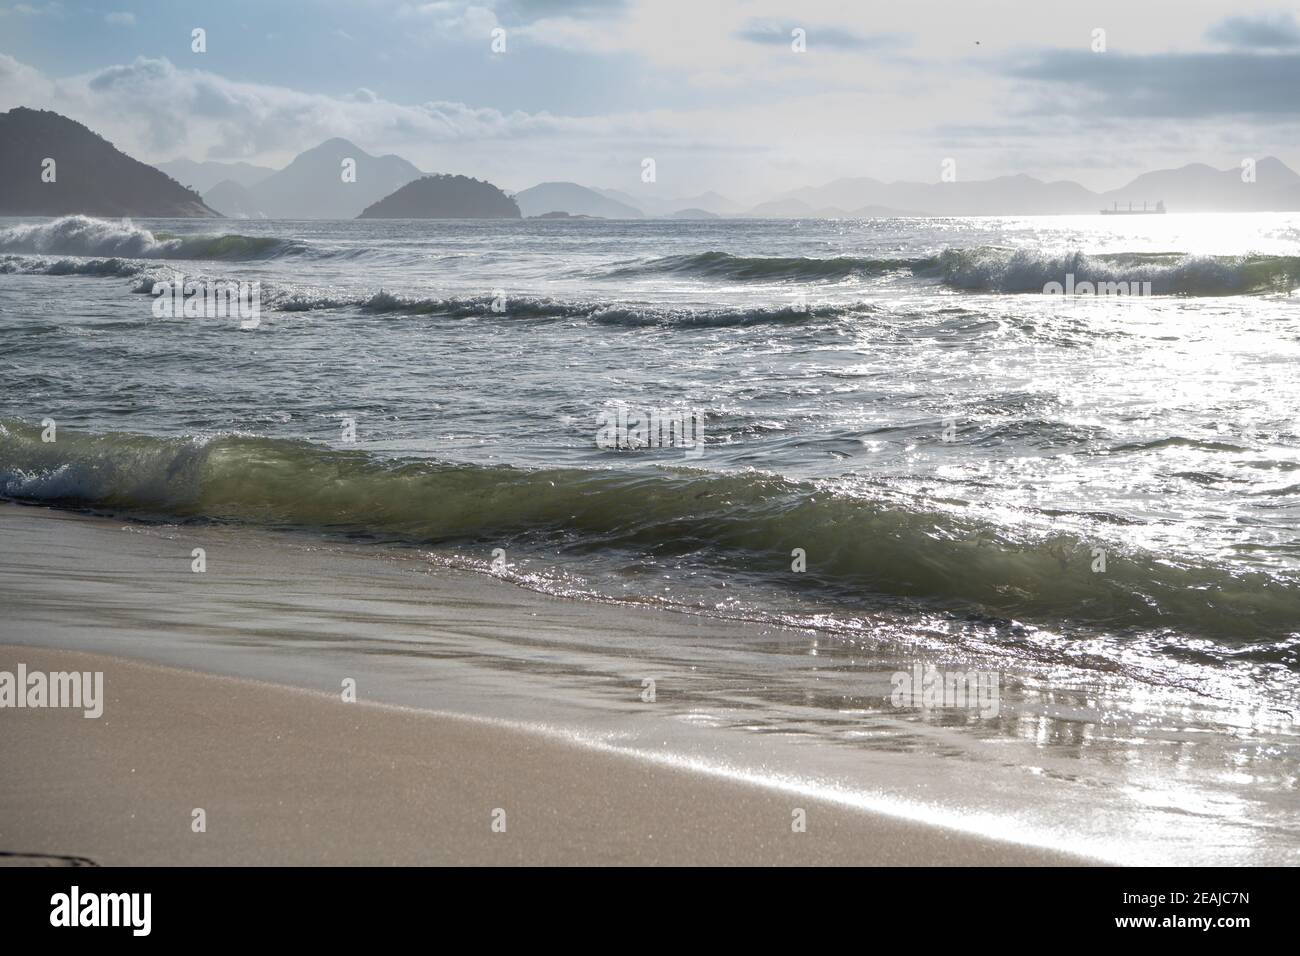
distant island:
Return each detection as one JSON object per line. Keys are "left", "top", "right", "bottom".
{"left": 514, "top": 182, "right": 642, "bottom": 219}
{"left": 4, "top": 106, "right": 1300, "bottom": 221}
{"left": 357, "top": 174, "right": 521, "bottom": 219}
{"left": 532, "top": 210, "right": 603, "bottom": 219}
{"left": 0, "top": 107, "right": 215, "bottom": 217}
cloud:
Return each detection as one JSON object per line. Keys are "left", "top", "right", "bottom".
{"left": 0, "top": 53, "right": 674, "bottom": 164}
{"left": 1206, "top": 12, "right": 1300, "bottom": 49}
{"left": 502, "top": 0, "right": 628, "bottom": 17}
{"left": 3, "top": 1, "right": 62, "bottom": 16}
{"left": 4, "top": 2, "right": 1300, "bottom": 194}
{"left": 104, "top": 11, "right": 134, "bottom": 26}
{"left": 735, "top": 20, "right": 906, "bottom": 51}
{"left": 1009, "top": 49, "right": 1300, "bottom": 117}
{"left": 396, "top": 1, "right": 500, "bottom": 38}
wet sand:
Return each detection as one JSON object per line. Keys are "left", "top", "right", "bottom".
{"left": 0, "top": 644, "right": 1089, "bottom": 865}
{"left": 8, "top": 501, "right": 1274, "bottom": 866}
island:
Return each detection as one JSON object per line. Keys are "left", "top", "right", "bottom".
{"left": 357, "top": 174, "right": 521, "bottom": 219}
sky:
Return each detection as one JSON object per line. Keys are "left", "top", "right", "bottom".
{"left": 2, "top": 0, "right": 1300, "bottom": 200}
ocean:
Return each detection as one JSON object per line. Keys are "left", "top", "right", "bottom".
{"left": 2, "top": 212, "right": 1299, "bottom": 862}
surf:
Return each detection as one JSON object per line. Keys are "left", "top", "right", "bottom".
{"left": 0, "top": 215, "right": 301, "bottom": 261}
{"left": 2, "top": 418, "right": 1297, "bottom": 645}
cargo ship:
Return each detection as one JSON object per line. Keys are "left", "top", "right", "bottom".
{"left": 1101, "top": 200, "right": 1166, "bottom": 215}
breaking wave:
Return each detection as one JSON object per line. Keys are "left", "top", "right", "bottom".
{"left": 2, "top": 418, "right": 1297, "bottom": 644}
{"left": 273, "top": 289, "right": 853, "bottom": 327}
{"left": 937, "top": 248, "right": 1300, "bottom": 295}
{"left": 0, "top": 215, "right": 303, "bottom": 261}
{"left": 605, "top": 250, "right": 927, "bottom": 281}
{"left": 605, "top": 247, "right": 1300, "bottom": 295}
{"left": 0, "top": 255, "right": 144, "bottom": 277}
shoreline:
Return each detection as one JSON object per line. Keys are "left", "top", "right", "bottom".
{"left": 0, "top": 643, "right": 1092, "bottom": 865}
{"left": 2, "top": 500, "right": 1294, "bottom": 865}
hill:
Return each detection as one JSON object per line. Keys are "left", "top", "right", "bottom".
{"left": 514, "top": 182, "right": 643, "bottom": 218}
{"left": 663, "top": 208, "right": 719, "bottom": 219}
{"left": 247, "top": 138, "right": 423, "bottom": 219}
{"left": 0, "top": 107, "right": 216, "bottom": 217}
{"left": 1101, "top": 157, "right": 1300, "bottom": 212}
{"left": 357, "top": 175, "right": 520, "bottom": 219}
{"left": 204, "top": 179, "right": 268, "bottom": 219}
{"left": 156, "top": 158, "right": 275, "bottom": 194}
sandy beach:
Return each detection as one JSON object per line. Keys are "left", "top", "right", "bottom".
{"left": 0, "top": 502, "right": 1100, "bottom": 865}
{"left": 7, "top": 0, "right": 1300, "bottom": 882}
{"left": 3, "top": 501, "right": 1294, "bottom": 865}
{"left": 0, "top": 642, "right": 1089, "bottom": 865}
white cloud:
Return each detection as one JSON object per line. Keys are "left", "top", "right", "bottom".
{"left": 397, "top": 1, "right": 500, "bottom": 39}
{"left": 3, "top": 1, "right": 1299, "bottom": 195}
{"left": 3, "top": 1, "right": 63, "bottom": 16}
{"left": 105, "top": 11, "right": 135, "bottom": 26}
{"left": 0, "top": 52, "right": 677, "bottom": 176}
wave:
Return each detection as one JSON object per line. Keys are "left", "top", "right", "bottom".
{"left": 0, "top": 255, "right": 144, "bottom": 278}
{"left": 606, "top": 250, "right": 931, "bottom": 281}
{"left": 274, "top": 290, "right": 853, "bottom": 327}
{"left": 603, "top": 247, "right": 1300, "bottom": 295}
{"left": 937, "top": 248, "right": 1300, "bottom": 295}
{"left": 0, "top": 216, "right": 303, "bottom": 261}
{"left": 2, "top": 418, "right": 1296, "bottom": 642}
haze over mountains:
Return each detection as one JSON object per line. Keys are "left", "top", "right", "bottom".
{"left": 514, "top": 182, "right": 642, "bottom": 219}
{"left": 7, "top": 107, "right": 1300, "bottom": 221}
{"left": 241, "top": 139, "right": 425, "bottom": 220}
{"left": 196, "top": 152, "right": 1300, "bottom": 219}
{"left": 155, "top": 159, "right": 277, "bottom": 194}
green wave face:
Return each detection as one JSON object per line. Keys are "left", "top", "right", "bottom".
{"left": 936, "top": 248, "right": 1300, "bottom": 295}
{"left": 3, "top": 419, "right": 1298, "bottom": 643}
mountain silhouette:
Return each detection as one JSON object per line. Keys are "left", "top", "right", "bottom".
{"left": 514, "top": 182, "right": 643, "bottom": 218}
{"left": 357, "top": 175, "right": 521, "bottom": 219}
{"left": 156, "top": 158, "right": 275, "bottom": 194}
{"left": 664, "top": 207, "right": 720, "bottom": 219}
{"left": 247, "top": 138, "right": 423, "bottom": 219}
{"left": 1100, "top": 157, "right": 1300, "bottom": 212}
{"left": 204, "top": 179, "right": 268, "bottom": 219}
{"left": 0, "top": 107, "right": 215, "bottom": 217}
{"left": 595, "top": 188, "right": 741, "bottom": 217}
{"left": 772, "top": 159, "right": 1300, "bottom": 216}
{"left": 775, "top": 174, "right": 1098, "bottom": 216}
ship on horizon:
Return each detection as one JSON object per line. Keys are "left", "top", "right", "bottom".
{"left": 1101, "top": 200, "right": 1166, "bottom": 215}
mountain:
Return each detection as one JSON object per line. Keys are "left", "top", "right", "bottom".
{"left": 247, "top": 138, "right": 423, "bottom": 219}
{"left": 744, "top": 197, "right": 818, "bottom": 218}
{"left": 156, "top": 158, "right": 275, "bottom": 193}
{"left": 0, "top": 107, "right": 216, "bottom": 217}
{"left": 593, "top": 187, "right": 656, "bottom": 213}
{"left": 849, "top": 204, "right": 915, "bottom": 218}
{"left": 773, "top": 174, "right": 1097, "bottom": 217}
{"left": 1100, "top": 157, "right": 1300, "bottom": 212}
{"left": 514, "top": 182, "right": 643, "bottom": 218}
{"left": 663, "top": 208, "right": 719, "bottom": 219}
{"left": 667, "top": 191, "right": 743, "bottom": 216}
{"left": 595, "top": 187, "right": 741, "bottom": 217}
{"left": 357, "top": 175, "right": 520, "bottom": 219}
{"left": 782, "top": 177, "right": 886, "bottom": 211}
{"left": 743, "top": 198, "right": 856, "bottom": 218}
{"left": 204, "top": 179, "right": 268, "bottom": 219}
{"left": 766, "top": 159, "right": 1300, "bottom": 217}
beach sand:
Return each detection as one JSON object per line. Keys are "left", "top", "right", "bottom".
{"left": 0, "top": 643, "right": 1088, "bottom": 865}
{"left": 0, "top": 502, "right": 1105, "bottom": 865}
